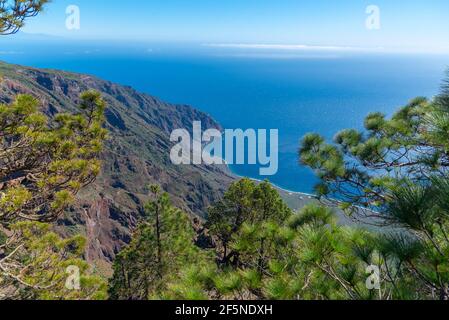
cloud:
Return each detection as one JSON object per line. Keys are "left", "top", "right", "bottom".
{"left": 211, "top": 53, "right": 341, "bottom": 60}
{"left": 203, "top": 43, "right": 449, "bottom": 55}
{"left": 203, "top": 43, "right": 385, "bottom": 52}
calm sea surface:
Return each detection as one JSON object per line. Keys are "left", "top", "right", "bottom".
{"left": 1, "top": 40, "right": 448, "bottom": 192}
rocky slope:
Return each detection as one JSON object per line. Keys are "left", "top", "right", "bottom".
{"left": 0, "top": 61, "right": 234, "bottom": 273}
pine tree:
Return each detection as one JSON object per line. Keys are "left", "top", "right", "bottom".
{"left": 175, "top": 179, "right": 296, "bottom": 300}
{"left": 108, "top": 187, "right": 212, "bottom": 300}
{"left": 0, "top": 1, "right": 108, "bottom": 300}
{"left": 206, "top": 178, "right": 255, "bottom": 264}
{"left": 0, "top": 92, "right": 108, "bottom": 299}
{"left": 0, "top": 92, "right": 107, "bottom": 225}
{"left": 0, "top": 222, "right": 107, "bottom": 300}
{"left": 0, "top": 0, "right": 48, "bottom": 35}
{"left": 299, "top": 73, "right": 449, "bottom": 300}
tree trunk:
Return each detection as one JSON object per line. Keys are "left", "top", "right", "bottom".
{"left": 440, "top": 286, "right": 449, "bottom": 301}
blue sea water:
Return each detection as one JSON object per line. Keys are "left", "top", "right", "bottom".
{"left": 1, "top": 39, "right": 448, "bottom": 193}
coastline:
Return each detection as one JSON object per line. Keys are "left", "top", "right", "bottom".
{"left": 226, "top": 164, "right": 318, "bottom": 199}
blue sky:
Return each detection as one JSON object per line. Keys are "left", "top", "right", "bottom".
{"left": 21, "top": 0, "right": 449, "bottom": 52}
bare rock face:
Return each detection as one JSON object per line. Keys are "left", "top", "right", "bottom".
{"left": 0, "top": 61, "right": 235, "bottom": 271}
{"left": 76, "top": 199, "right": 133, "bottom": 275}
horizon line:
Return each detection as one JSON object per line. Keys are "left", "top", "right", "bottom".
{"left": 3, "top": 33, "right": 449, "bottom": 55}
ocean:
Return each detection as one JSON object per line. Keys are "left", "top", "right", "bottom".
{"left": 1, "top": 39, "right": 448, "bottom": 193}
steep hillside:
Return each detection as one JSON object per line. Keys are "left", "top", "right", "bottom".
{"left": 0, "top": 61, "right": 234, "bottom": 272}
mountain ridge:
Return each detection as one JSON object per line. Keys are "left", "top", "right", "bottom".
{"left": 0, "top": 61, "right": 235, "bottom": 273}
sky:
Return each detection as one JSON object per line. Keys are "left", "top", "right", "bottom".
{"left": 20, "top": 0, "right": 449, "bottom": 53}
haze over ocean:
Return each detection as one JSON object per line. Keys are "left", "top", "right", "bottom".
{"left": 1, "top": 40, "right": 448, "bottom": 192}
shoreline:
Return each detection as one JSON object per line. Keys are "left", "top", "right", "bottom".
{"left": 226, "top": 165, "right": 318, "bottom": 199}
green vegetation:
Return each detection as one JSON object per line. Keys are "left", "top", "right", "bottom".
{"left": 0, "top": 92, "right": 107, "bottom": 224}
{"left": 0, "top": 3, "right": 110, "bottom": 300}
{"left": 0, "top": 59, "right": 232, "bottom": 267}
{"left": 109, "top": 179, "right": 297, "bottom": 300}
{"left": 108, "top": 185, "right": 212, "bottom": 300}
{"left": 110, "top": 179, "right": 390, "bottom": 300}
{"left": 0, "top": 0, "right": 449, "bottom": 300}
{"left": 1, "top": 1, "right": 448, "bottom": 300}
{"left": 1, "top": 60, "right": 447, "bottom": 301}
{"left": 1, "top": 222, "right": 106, "bottom": 300}
{"left": 110, "top": 75, "right": 449, "bottom": 301}
{"left": 0, "top": 92, "right": 108, "bottom": 299}
{"left": 0, "top": 68, "right": 446, "bottom": 302}
{"left": 300, "top": 74, "right": 449, "bottom": 300}
{"left": 0, "top": 0, "right": 48, "bottom": 35}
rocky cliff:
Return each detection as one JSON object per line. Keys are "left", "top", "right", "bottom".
{"left": 0, "top": 61, "right": 235, "bottom": 273}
